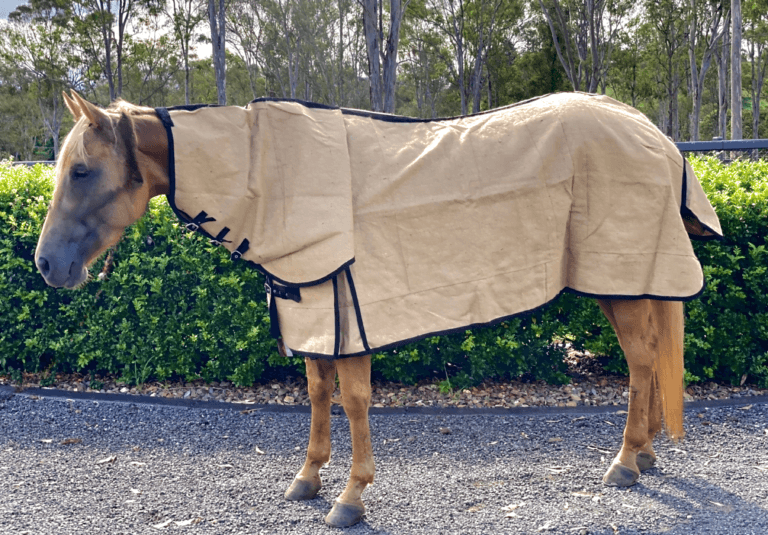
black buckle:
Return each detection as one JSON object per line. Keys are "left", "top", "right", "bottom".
{"left": 185, "top": 211, "right": 215, "bottom": 232}
{"left": 231, "top": 239, "right": 250, "bottom": 261}
{"left": 209, "top": 226, "right": 232, "bottom": 247}
{"left": 264, "top": 280, "right": 301, "bottom": 303}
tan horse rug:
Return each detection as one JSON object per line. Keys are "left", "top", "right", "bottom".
{"left": 155, "top": 92, "right": 722, "bottom": 359}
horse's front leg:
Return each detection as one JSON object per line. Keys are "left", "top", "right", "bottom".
{"left": 285, "top": 357, "right": 336, "bottom": 500}
{"left": 599, "top": 299, "right": 658, "bottom": 487}
{"left": 325, "top": 355, "right": 373, "bottom": 528}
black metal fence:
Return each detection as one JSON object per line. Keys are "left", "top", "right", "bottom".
{"left": 5, "top": 139, "right": 768, "bottom": 166}
{"left": 676, "top": 138, "right": 768, "bottom": 161}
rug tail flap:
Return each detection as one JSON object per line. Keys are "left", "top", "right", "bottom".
{"left": 683, "top": 159, "right": 723, "bottom": 239}
{"left": 169, "top": 102, "right": 354, "bottom": 286}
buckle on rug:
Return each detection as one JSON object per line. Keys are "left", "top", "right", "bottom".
{"left": 230, "top": 239, "right": 250, "bottom": 261}
{"left": 185, "top": 211, "right": 216, "bottom": 233}
{"left": 209, "top": 226, "right": 232, "bottom": 247}
{"left": 264, "top": 280, "right": 301, "bottom": 303}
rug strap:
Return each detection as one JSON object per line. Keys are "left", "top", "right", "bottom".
{"left": 264, "top": 276, "right": 302, "bottom": 340}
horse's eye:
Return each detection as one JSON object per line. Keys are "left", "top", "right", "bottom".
{"left": 72, "top": 165, "right": 89, "bottom": 181}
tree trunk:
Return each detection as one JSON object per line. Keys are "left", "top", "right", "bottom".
{"left": 718, "top": 14, "right": 730, "bottom": 138}
{"left": 731, "top": 0, "right": 742, "bottom": 139}
{"left": 361, "top": 0, "right": 383, "bottom": 111}
{"left": 208, "top": 0, "right": 227, "bottom": 105}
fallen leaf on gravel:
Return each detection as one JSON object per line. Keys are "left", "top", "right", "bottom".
{"left": 129, "top": 462, "right": 146, "bottom": 466}
{"left": 174, "top": 518, "right": 201, "bottom": 526}
{"left": 571, "top": 417, "right": 585, "bottom": 422}
{"left": 738, "top": 405, "right": 753, "bottom": 410}
{"left": 505, "top": 512, "right": 519, "bottom": 518}
{"left": 439, "top": 427, "right": 451, "bottom": 435}
{"left": 604, "top": 421, "right": 615, "bottom": 426}
{"left": 502, "top": 502, "right": 525, "bottom": 512}
{"left": 547, "top": 465, "right": 573, "bottom": 474}
{"left": 756, "top": 466, "right": 768, "bottom": 471}
{"left": 152, "top": 519, "right": 173, "bottom": 529}
{"left": 521, "top": 432, "right": 528, "bottom": 438}
{"left": 670, "top": 448, "right": 687, "bottom": 454}
{"left": 616, "top": 410, "right": 628, "bottom": 415}
{"left": 216, "top": 464, "right": 234, "bottom": 469}
{"left": 60, "top": 438, "right": 81, "bottom": 445}
{"left": 621, "top": 503, "right": 636, "bottom": 509}
{"left": 610, "top": 523, "right": 619, "bottom": 533}
{"left": 39, "top": 439, "right": 52, "bottom": 444}
{"left": 548, "top": 437, "right": 562, "bottom": 443}
{"left": 708, "top": 500, "right": 725, "bottom": 507}
{"left": 255, "top": 446, "right": 265, "bottom": 455}
{"left": 96, "top": 456, "right": 117, "bottom": 465}
{"left": 537, "top": 522, "right": 555, "bottom": 532}
{"left": 468, "top": 504, "right": 485, "bottom": 513}
{"left": 130, "top": 489, "right": 141, "bottom": 495}
{"left": 572, "top": 491, "right": 594, "bottom": 498}
{"left": 586, "top": 444, "right": 613, "bottom": 454}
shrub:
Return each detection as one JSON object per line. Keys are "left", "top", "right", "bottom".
{"left": 2, "top": 157, "right": 767, "bottom": 388}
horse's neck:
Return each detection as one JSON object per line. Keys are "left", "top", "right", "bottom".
{"left": 132, "top": 113, "right": 170, "bottom": 198}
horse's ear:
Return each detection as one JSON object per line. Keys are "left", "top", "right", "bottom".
{"left": 71, "top": 91, "right": 112, "bottom": 133}
{"left": 62, "top": 91, "right": 81, "bottom": 120}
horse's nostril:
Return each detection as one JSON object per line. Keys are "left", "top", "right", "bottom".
{"left": 37, "top": 257, "right": 51, "bottom": 276}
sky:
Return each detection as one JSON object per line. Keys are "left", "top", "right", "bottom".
{"left": 0, "top": 0, "right": 25, "bottom": 19}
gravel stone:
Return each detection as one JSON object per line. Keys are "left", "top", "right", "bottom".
{"left": 0, "top": 388, "right": 766, "bottom": 534}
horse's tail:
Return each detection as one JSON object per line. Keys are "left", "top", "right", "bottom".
{"left": 654, "top": 300, "right": 685, "bottom": 441}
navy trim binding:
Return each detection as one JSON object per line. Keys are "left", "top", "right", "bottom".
{"left": 345, "top": 267, "right": 370, "bottom": 353}
{"left": 332, "top": 276, "right": 341, "bottom": 358}
{"left": 680, "top": 156, "right": 723, "bottom": 241}
{"left": 303, "top": 281, "right": 707, "bottom": 361}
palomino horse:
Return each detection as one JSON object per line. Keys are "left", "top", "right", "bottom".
{"left": 36, "top": 92, "right": 719, "bottom": 528}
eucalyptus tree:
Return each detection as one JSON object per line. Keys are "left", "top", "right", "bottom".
{"left": 744, "top": 0, "right": 767, "bottom": 139}
{"left": 427, "top": 0, "right": 521, "bottom": 114}
{"left": 70, "top": 0, "right": 150, "bottom": 101}
{"left": 396, "top": 0, "right": 450, "bottom": 117}
{"left": 227, "top": 0, "right": 264, "bottom": 100}
{"left": 167, "top": 0, "right": 205, "bottom": 104}
{"left": 120, "top": 13, "right": 182, "bottom": 105}
{"left": 536, "top": 0, "right": 630, "bottom": 93}
{"left": 360, "top": 0, "right": 408, "bottom": 113}
{"left": 644, "top": 0, "right": 687, "bottom": 140}
{"left": 730, "top": 0, "right": 742, "bottom": 139}
{"left": 208, "top": 0, "right": 227, "bottom": 104}
{"left": 687, "top": 0, "right": 727, "bottom": 141}
{"left": 3, "top": 0, "right": 79, "bottom": 157}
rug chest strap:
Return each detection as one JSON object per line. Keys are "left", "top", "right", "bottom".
{"left": 264, "top": 277, "right": 301, "bottom": 340}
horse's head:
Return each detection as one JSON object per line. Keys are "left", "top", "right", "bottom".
{"left": 35, "top": 92, "right": 168, "bottom": 288}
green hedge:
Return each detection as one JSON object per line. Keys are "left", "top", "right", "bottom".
{"left": 2, "top": 158, "right": 767, "bottom": 388}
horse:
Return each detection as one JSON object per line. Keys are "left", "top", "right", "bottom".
{"left": 35, "top": 91, "right": 721, "bottom": 528}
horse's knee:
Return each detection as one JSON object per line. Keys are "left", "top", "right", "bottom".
{"left": 306, "top": 358, "right": 336, "bottom": 404}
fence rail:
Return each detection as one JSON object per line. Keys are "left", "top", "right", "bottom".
{"left": 6, "top": 140, "right": 768, "bottom": 166}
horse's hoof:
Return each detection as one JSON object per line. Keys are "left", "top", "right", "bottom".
{"left": 602, "top": 462, "right": 640, "bottom": 487}
{"left": 284, "top": 477, "right": 321, "bottom": 501}
{"left": 636, "top": 451, "right": 656, "bottom": 472}
{"left": 325, "top": 500, "right": 365, "bottom": 528}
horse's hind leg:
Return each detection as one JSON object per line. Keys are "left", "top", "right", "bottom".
{"left": 597, "top": 300, "right": 662, "bottom": 473}
{"left": 597, "top": 299, "right": 659, "bottom": 486}
{"left": 636, "top": 373, "right": 662, "bottom": 471}
{"left": 285, "top": 357, "right": 336, "bottom": 501}
{"left": 325, "top": 355, "right": 373, "bottom": 528}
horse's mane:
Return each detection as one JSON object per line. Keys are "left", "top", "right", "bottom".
{"left": 106, "top": 99, "right": 155, "bottom": 116}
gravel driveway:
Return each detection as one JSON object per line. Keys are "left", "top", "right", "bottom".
{"left": 0, "top": 386, "right": 766, "bottom": 535}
